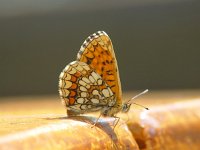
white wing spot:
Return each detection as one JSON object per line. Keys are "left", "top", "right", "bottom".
{"left": 82, "top": 65, "right": 90, "bottom": 71}
{"left": 81, "top": 92, "right": 87, "bottom": 97}
{"left": 59, "top": 89, "right": 63, "bottom": 96}
{"left": 79, "top": 80, "right": 87, "bottom": 86}
{"left": 99, "top": 41, "right": 104, "bottom": 46}
{"left": 80, "top": 46, "right": 84, "bottom": 52}
{"left": 64, "top": 81, "right": 72, "bottom": 88}
{"left": 108, "top": 87, "right": 113, "bottom": 96}
{"left": 59, "top": 80, "right": 63, "bottom": 88}
{"left": 63, "top": 65, "right": 70, "bottom": 72}
{"left": 97, "top": 79, "right": 103, "bottom": 85}
{"left": 59, "top": 89, "right": 70, "bottom": 97}
{"left": 60, "top": 72, "right": 71, "bottom": 80}
{"left": 87, "top": 105, "right": 92, "bottom": 109}
{"left": 91, "top": 98, "right": 99, "bottom": 104}
{"left": 77, "top": 53, "right": 81, "bottom": 59}
{"left": 63, "top": 90, "right": 70, "bottom": 96}
{"left": 70, "top": 61, "right": 77, "bottom": 65}
{"left": 85, "top": 98, "right": 89, "bottom": 103}
{"left": 80, "top": 86, "right": 87, "bottom": 92}
{"left": 92, "top": 90, "right": 101, "bottom": 98}
{"left": 69, "top": 68, "right": 76, "bottom": 74}
{"left": 59, "top": 72, "right": 64, "bottom": 79}
{"left": 76, "top": 65, "right": 84, "bottom": 71}
{"left": 91, "top": 72, "right": 100, "bottom": 81}
{"left": 102, "top": 89, "right": 110, "bottom": 97}
{"left": 77, "top": 98, "right": 84, "bottom": 104}
{"left": 89, "top": 75, "right": 95, "bottom": 83}
{"left": 81, "top": 105, "right": 87, "bottom": 110}
{"left": 82, "top": 77, "right": 90, "bottom": 84}
{"left": 86, "top": 84, "right": 90, "bottom": 89}
{"left": 65, "top": 73, "right": 71, "bottom": 80}
{"left": 70, "top": 105, "right": 81, "bottom": 110}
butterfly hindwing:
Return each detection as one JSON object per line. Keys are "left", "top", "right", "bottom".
{"left": 77, "top": 31, "right": 122, "bottom": 107}
{"left": 59, "top": 61, "right": 115, "bottom": 115}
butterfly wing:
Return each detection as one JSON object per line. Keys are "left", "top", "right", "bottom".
{"left": 59, "top": 61, "right": 115, "bottom": 115}
{"left": 77, "top": 31, "right": 122, "bottom": 107}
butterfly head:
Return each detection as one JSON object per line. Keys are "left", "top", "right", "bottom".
{"left": 121, "top": 103, "right": 132, "bottom": 113}
{"left": 121, "top": 89, "right": 149, "bottom": 113}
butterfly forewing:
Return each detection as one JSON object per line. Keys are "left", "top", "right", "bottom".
{"left": 59, "top": 61, "right": 115, "bottom": 115}
{"left": 77, "top": 31, "right": 122, "bottom": 107}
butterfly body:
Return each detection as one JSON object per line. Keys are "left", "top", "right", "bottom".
{"left": 59, "top": 31, "right": 129, "bottom": 117}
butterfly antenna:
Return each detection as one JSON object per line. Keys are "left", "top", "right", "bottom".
{"left": 130, "top": 89, "right": 149, "bottom": 101}
{"left": 128, "top": 89, "right": 149, "bottom": 110}
{"left": 132, "top": 102, "right": 149, "bottom": 110}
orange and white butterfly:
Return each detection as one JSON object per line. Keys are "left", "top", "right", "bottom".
{"left": 58, "top": 31, "right": 148, "bottom": 119}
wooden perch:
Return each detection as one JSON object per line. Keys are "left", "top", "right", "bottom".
{"left": 0, "top": 90, "right": 200, "bottom": 149}
{"left": 125, "top": 92, "right": 200, "bottom": 150}
{"left": 0, "top": 116, "right": 138, "bottom": 150}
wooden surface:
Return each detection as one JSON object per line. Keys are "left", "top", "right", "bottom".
{"left": 0, "top": 90, "right": 200, "bottom": 150}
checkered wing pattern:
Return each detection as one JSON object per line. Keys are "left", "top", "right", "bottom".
{"left": 77, "top": 31, "right": 122, "bottom": 107}
{"left": 59, "top": 61, "right": 115, "bottom": 115}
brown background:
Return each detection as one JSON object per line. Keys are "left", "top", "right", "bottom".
{"left": 0, "top": 0, "right": 200, "bottom": 97}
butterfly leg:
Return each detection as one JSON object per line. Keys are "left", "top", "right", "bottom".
{"left": 91, "top": 113, "right": 102, "bottom": 128}
{"left": 113, "top": 116, "right": 120, "bottom": 130}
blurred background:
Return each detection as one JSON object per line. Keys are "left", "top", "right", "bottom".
{"left": 0, "top": 0, "right": 200, "bottom": 97}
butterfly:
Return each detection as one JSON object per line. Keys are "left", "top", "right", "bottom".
{"left": 58, "top": 31, "right": 148, "bottom": 123}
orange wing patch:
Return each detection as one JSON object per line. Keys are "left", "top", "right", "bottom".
{"left": 77, "top": 31, "right": 122, "bottom": 107}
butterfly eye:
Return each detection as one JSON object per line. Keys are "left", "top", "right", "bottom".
{"left": 122, "top": 104, "right": 131, "bottom": 113}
